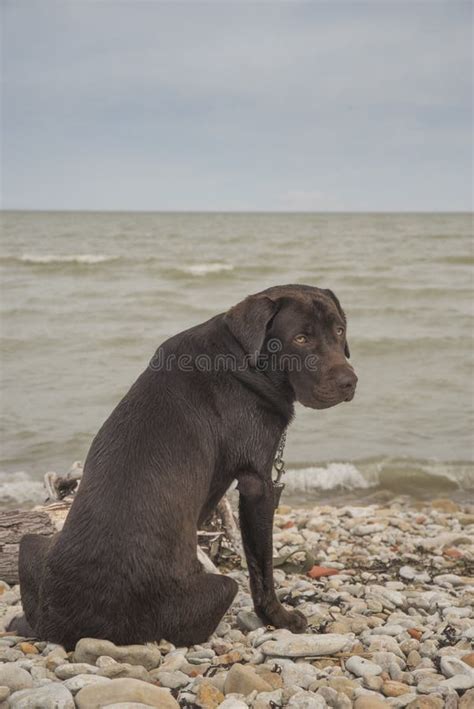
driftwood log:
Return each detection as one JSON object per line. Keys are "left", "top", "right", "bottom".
{"left": 0, "top": 502, "right": 69, "bottom": 584}
{"left": 0, "top": 495, "right": 242, "bottom": 585}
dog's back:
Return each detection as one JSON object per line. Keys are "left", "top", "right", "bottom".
{"left": 17, "top": 323, "right": 236, "bottom": 649}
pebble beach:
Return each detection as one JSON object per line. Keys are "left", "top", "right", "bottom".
{"left": 1, "top": 497, "right": 473, "bottom": 709}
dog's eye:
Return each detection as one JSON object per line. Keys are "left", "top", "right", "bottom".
{"left": 336, "top": 327, "right": 345, "bottom": 336}
{"left": 294, "top": 334, "right": 308, "bottom": 344}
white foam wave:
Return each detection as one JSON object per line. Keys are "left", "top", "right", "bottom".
{"left": 0, "top": 472, "right": 45, "bottom": 506}
{"left": 416, "top": 461, "right": 474, "bottom": 488}
{"left": 286, "top": 463, "right": 377, "bottom": 492}
{"left": 183, "top": 262, "right": 234, "bottom": 276}
{"left": 20, "top": 254, "right": 117, "bottom": 265}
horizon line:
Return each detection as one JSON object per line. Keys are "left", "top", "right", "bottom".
{"left": 1, "top": 208, "right": 473, "bottom": 216}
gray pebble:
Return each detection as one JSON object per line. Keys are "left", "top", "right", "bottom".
{"left": 74, "top": 638, "right": 161, "bottom": 670}
{"left": 9, "top": 682, "right": 75, "bottom": 709}
{"left": 236, "top": 610, "right": 265, "bottom": 632}
{"left": 54, "top": 662, "right": 99, "bottom": 679}
{"left": 152, "top": 670, "right": 190, "bottom": 689}
{"left": 63, "top": 673, "right": 112, "bottom": 694}
{"left": 0, "top": 665, "right": 33, "bottom": 692}
{"left": 440, "top": 655, "right": 474, "bottom": 678}
{"left": 346, "top": 656, "right": 383, "bottom": 679}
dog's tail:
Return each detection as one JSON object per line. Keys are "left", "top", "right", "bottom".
{"left": 6, "top": 614, "right": 35, "bottom": 637}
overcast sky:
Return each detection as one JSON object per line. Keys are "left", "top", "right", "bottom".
{"left": 2, "top": 1, "right": 472, "bottom": 211}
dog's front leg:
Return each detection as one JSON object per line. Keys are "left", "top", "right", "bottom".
{"left": 237, "top": 471, "right": 307, "bottom": 633}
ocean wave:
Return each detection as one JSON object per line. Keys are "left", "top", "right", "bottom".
{"left": 19, "top": 253, "right": 118, "bottom": 265}
{"left": 287, "top": 463, "right": 374, "bottom": 492}
{"left": 181, "top": 263, "right": 235, "bottom": 277}
{"left": 1, "top": 458, "right": 473, "bottom": 508}
{"left": 437, "top": 255, "right": 474, "bottom": 266}
{"left": 0, "top": 471, "right": 45, "bottom": 508}
{"left": 285, "top": 458, "right": 474, "bottom": 496}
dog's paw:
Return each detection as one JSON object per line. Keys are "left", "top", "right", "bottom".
{"left": 285, "top": 608, "right": 308, "bottom": 634}
{"left": 257, "top": 602, "right": 308, "bottom": 634}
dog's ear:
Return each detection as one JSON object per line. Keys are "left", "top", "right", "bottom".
{"left": 324, "top": 289, "right": 350, "bottom": 359}
{"left": 224, "top": 295, "right": 278, "bottom": 365}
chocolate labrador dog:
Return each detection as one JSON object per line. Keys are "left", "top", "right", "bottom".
{"left": 16, "top": 284, "right": 356, "bottom": 649}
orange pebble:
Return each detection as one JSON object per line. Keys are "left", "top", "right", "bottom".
{"left": 307, "top": 565, "right": 339, "bottom": 579}
{"left": 444, "top": 547, "right": 463, "bottom": 559}
{"left": 19, "top": 642, "right": 39, "bottom": 654}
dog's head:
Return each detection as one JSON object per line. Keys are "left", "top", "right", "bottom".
{"left": 224, "top": 284, "right": 357, "bottom": 409}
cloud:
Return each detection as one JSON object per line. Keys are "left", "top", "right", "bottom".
{"left": 2, "top": 0, "right": 472, "bottom": 211}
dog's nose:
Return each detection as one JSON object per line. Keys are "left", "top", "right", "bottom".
{"left": 336, "top": 370, "right": 358, "bottom": 397}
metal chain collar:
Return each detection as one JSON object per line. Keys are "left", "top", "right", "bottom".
{"left": 272, "top": 429, "right": 287, "bottom": 509}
